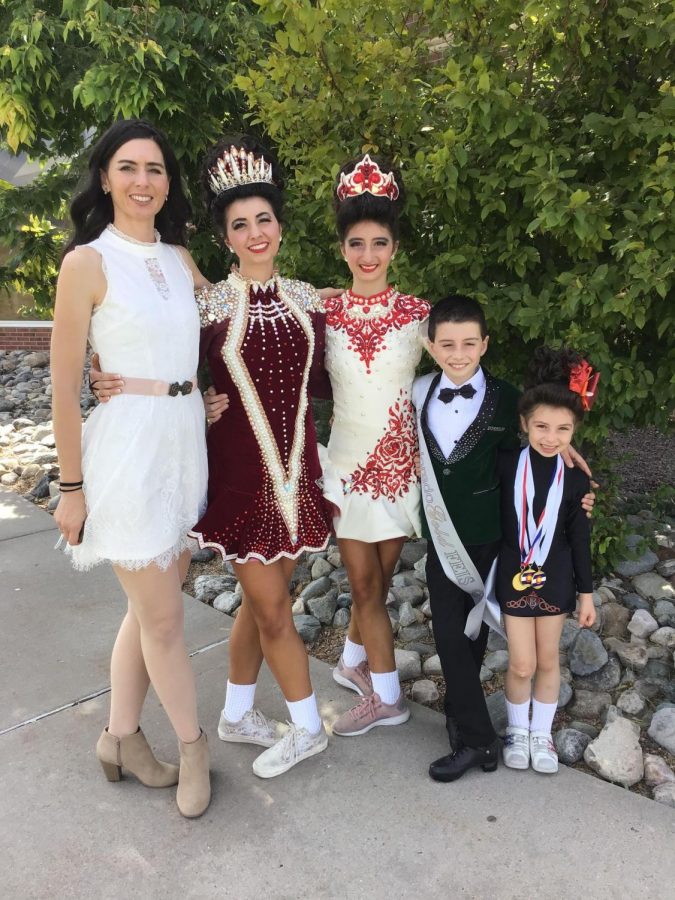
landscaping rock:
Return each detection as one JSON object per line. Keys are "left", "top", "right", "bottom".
{"left": 615, "top": 548, "right": 659, "bottom": 578}
{"left": 486, "top": 690, "right": 507, "bottom": 735}
{"left": 558, "top": 681, "right": 573, "bottom": 708}
{"left": 604, "top": 638, "right": 648, "bottom": 671}
{"left": 567, "top": 690, "right": 612, "bottom": 720}
{"left": 399, "top": 622, "right": 431, "bottom": 644}
{"left": 213, "top": 591, "right": 241, "bottom": 615}
{"left": 569, "top": 630, "right": 608, "bottom": 676}
{"left": 306, "top": 593, "right": 338, "bottom": 625}
{"left": 647, "top": 707, "right": 675, "bottom": 755}
{"left": 391, "top": 584, "right": 425, "bottom": 607}
{"left": 573, "top": 655, "right": 622, "bottom": 692}
{"left": 423, "top": 654, "right": 443, "bottom": 676}
{"left": 291, "top": 596, "right": 305, "bottom": 615}
{"left": 293, "top": 614, "right": 321, "bottom": 643}
{"left": 568, "top": 721, "right": 599, "bottom": 739}
{"left": 300, "top": 576, "right": 332, "bottom": 601}
{"left": 601, "top": 602, "right": 630, "bottom": 638}
{"left": 632, "top": 572, "right": 675, "bottom": 602}
{"left": 336, "top": 592, "right": 352, "bottom": 609}
{"left": 656, "top": 558, "right": 675, "bottom": 579}
{"left": 191, "top": 547, "right": 217, "bottom": 563}
{"left": 484, "top": 650, "right": 509, "bottom": 673}
{"left": 395, "top": 648, "right": 421, "bottom": 681}
{"left": 554, "top": 728, "right": 591, "bottom": 764}
{"left": 487, "top": 630, "right": 508, "bottom": 652}
{"left": 616, "top": 689, "right": 645, "bottom": 716}
{"left": 622, "top": 593, "right": 651, "bottom": 612}
{"left": 399, "top": 540, "right": 428, "bottom": 568}
{"left": 194, "top": 574, "right": 237, "bottom": 602}
{"left": 333, "top": 607, "right": 351, "bottom": 628}
{"left": 651, "top": 626, "right": 675, "bottom": 649}
{"left": 654, "top": 600, "right": 675, "bottom": 627}
{"left": 311, "top": 557, "right": 334, "bottom": 579}
{"left": 643, "top": 754, "right": 675, "bottom": 788}
{"left": 627, "top": 609, "right": 659, "bottom": 639}
{"left": 583, "top": 718, "right": 644, "bottom": 787}
{"left": 397, "top": 601, "right": 417, "bottom": 628}
{"left": 411, "top": 679, "right": 439, "bottom": 705}
{"left": 653, "top": 783, "right": 675, "bottom": 808}
{"left": 559, "top": 619, "right": 580, "bottom": 651}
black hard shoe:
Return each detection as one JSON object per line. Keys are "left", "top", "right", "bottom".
{"left": 445, "top": 715, "right": 462, "bottom": 753}
{"left": 429, "top": 739, "right": 499, "bottom": 783}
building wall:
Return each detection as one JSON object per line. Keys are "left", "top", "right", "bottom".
{"left": 0, "top": 322, "right": 52, "bottom": 351}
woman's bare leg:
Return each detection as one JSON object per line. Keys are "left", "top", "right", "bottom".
{"left": 113, "top": 560, "right": 200, "bottom": 743}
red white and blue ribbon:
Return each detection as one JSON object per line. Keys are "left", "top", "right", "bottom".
{"left": 514, "top": 447, "right": 565, "bottom": 570}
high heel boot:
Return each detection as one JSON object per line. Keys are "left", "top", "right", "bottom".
{"left": 96, "top": 727, "right": 179, "bottom": 787}
{"left": 176, "top": 729, "right": 211, "bottom": 818}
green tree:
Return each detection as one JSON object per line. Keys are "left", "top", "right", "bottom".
{"left": 0, "top": 0, "right": 267, "bottom": 309}
{"left": 236, "top": 0, "right": 674, "bottom": 442}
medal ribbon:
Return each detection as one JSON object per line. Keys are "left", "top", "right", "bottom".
{"left": 514, "top": 448, "right": 565, "bottom": 570}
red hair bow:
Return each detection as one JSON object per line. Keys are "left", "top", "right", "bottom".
{"left": 569, "top": 360, "right": 600, "bottom": 411}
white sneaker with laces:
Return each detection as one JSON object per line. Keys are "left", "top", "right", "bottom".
{"left": 252, "top": 723, "right": 328, "bottom": 778}
{"left": 530, "top": 730, "right": 558, "bottom": 773}
{"left": 218, "top": 708, "right": 283, "bottom": 748}
{"left": 502, "top": 725, "right": 530, "bottom": 769}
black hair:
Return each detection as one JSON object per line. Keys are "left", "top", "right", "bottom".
{"left": 64, "top": 118, "right": 191, "bottom": 254}
{"left": 519, "top": 346, "right": 587, "bottom": 423}
{"left": 427, "top": 294, "right": 488, "bottom": 341}
{"left": 334, "top": 155, "right": 404, "bottom": 242}
{"left": 200, "top": 134, "right": 284, "bottom": 238}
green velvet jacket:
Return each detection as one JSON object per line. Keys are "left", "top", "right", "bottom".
{"left": 415, "top": 369, "right": 521, "bottom": 546}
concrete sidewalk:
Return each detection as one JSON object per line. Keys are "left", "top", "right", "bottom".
{"left": 1, "top": 490, "right": 674, "bottom": 900}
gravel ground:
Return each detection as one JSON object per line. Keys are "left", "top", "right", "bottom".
{"left": 606, "top": 427, "right": 675, "bottom": 494}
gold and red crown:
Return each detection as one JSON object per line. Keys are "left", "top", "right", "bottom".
{"left": 207, "top": 146, "right": 275, "bottom": 197}
{"left": 336, "top": 154, "right": 400, "bottom": 202}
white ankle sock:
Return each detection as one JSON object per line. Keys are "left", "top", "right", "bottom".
{"left": 223, "top": 680, "right": 256, "bottom": 723}
{"left": 506, "top": 698, "right": 531, "bottom": 729}
{"left": 342, "top": 637, "right": 367, "bottom": 668}
{"left": 530, "top": 698, "right": 557, "bottom": 734}
{"left": 371, "top": 670, "right": 401, "bottom": 706}
{"left": 286, "top": 693, "right": 322, "bottom": 735}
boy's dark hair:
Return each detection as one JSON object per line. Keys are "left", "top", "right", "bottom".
{"left": 427, "top": 294, "right": 488, "bottom": 341}
{"left": 519, "top": 346, "right": 587, "bottom": 423}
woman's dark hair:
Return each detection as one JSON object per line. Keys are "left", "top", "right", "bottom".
{"left": 64, "top": 118, "right": 191, "bottom": 254}
{"left": 200, "top": 134, "right": 284, "bottom": 237}
{"left": 334, "top": 155, "right": 404, "bottom": 242}
{"left": 519, "top": 346, "right": 587, "bottom": 423}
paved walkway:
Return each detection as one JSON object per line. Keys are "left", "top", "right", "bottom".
{"left": 1, "top": 489, "right": 673, "bottom": 900}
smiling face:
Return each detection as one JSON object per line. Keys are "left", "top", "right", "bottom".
{"left": 224, "top": 196, "right": 281, "bottom": 279}
{"left": 100, "top": 138, "right": 169, "bottom": 231}
{"left": 521, "top": 404, "right": 577, "bottom": 457}
{"left": 341, "top": 220, "right": 397, "bottom": 295}
{"left": 426, "top": 320, "right": 489, "bottom": 386}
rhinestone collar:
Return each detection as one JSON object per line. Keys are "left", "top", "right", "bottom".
{"left": 345, "top": 285, "right": 397, "bottom": 308}
{"left": 230, "top": 266, "right": 278, "bottom": 293}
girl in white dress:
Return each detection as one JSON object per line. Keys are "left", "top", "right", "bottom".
{"left": 323, "top": 156, "right": 430, "bottom": 736}
{"left": 52, "top": 119, "right": 211, "bottom": 818}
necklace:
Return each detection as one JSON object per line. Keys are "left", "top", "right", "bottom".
{"left": 106, "top": 223, "right": 160, "bottom": 246}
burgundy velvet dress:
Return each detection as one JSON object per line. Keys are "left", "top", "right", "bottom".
{"left": 189, "top": 271, "right": 333, "bottom": 564}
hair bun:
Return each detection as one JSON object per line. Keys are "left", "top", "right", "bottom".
{"left": 524, "top": 346, "right": 583, "bottom": 390}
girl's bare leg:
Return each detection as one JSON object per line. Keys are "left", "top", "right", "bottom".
{"left": 233, "top": 558, "right": 310, "bottom": 701}
{"left": 533, "top": 614, "right": 567, "bottom": 703}
{"left": 504, "top": 615, "right": 537, "bottom": 704}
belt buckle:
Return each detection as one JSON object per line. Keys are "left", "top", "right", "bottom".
{"left": 168, "top": 380, "right": 192, "bottom": 397}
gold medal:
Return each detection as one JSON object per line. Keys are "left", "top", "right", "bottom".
{"left": 512, "top": 567, "right": 535, "bottom": 591}
{"left": 531, "top": 567, "right": 546, "bottom": 590}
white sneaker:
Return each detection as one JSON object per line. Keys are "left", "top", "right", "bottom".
{"left": 252, "top": 723, "right": 328, "bottom": 778}
{"left": 218, "top": 708, "right": 284, "bottom": 748}
{"left": 530, "top": 730, "right": 558, "bottom": 773}
{"left": 502, "top": 726, "right": 530, "bottom": 769}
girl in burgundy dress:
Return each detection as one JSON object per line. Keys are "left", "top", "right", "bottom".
{"left": 189, "top": 136, "right": 334, "bottom": 778}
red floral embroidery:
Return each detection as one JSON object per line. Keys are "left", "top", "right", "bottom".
{"left": 326, "top": 291, "right": 429, "bottom": 373}
{"left": 345, "top": 394, "right": 418, "bottom": 501}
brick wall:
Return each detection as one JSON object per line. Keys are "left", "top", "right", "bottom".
{"left": 0, "top": 322, "right": 52, "bottom": 351}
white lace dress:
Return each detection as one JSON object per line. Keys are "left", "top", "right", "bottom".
{"left": 67, "top": 225, "right": 208, "bottom": 571}
{"left": 320, "top": 287, "right": 430, "bottom": 541}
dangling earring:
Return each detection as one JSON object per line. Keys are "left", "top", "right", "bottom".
{"left": 102, "top": 186, "right": 110, "bottom": 195}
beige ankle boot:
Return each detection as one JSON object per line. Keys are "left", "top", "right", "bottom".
{"left": 96, "top": 727, "right": 179, "bottom": 787}
{"left": 177, "top": 729, "right": 211, "bottom": 818}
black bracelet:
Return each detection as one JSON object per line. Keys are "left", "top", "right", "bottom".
{"left": 60, "top": 480, "right": 84, "bottom": 488}
{"left": 59, "top": 487, "right": 83, "bottom": 494}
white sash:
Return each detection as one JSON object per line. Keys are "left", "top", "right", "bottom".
{"left": 413, "top": 374, "right": 505, "bottom": 640}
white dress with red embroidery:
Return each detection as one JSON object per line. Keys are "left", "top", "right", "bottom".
{"left": 320, "top": 287, "right": 430, "bottom": 541}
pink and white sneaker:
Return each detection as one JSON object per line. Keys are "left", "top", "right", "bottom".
{"left": 332, "top": 692, "right": 410, "bottom": 737}
{"left": 332, "top": 656, "right": 373, "bottom": 697}
{"left": 530, "top": 731, "right": 558, "bottom": 774}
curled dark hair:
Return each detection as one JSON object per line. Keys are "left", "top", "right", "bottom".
{"left": 200, "top": 134, "right": 284, "bottom": 237}
{"left": 519, "top": 346, "right": 587, "bottom": 423}
{"left": 64, "top": 119, "right": 191, "bottom": 254}
{"left": 334, "top": 155, "right": 404, "bottom": 242}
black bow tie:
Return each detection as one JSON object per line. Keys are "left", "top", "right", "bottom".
{"left": 438, "top": 384, "right": 477, "bottom": 404}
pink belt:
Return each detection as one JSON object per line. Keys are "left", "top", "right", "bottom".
{"left": 121, "top": 376, "right": 198, "bottom": 397}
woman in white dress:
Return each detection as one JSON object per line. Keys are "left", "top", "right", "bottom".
{"left": 52, "top": 119, "right": 211, "bottom": 818}
{"left": 323, "top": 156, "right": 430, "bottom": 736}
